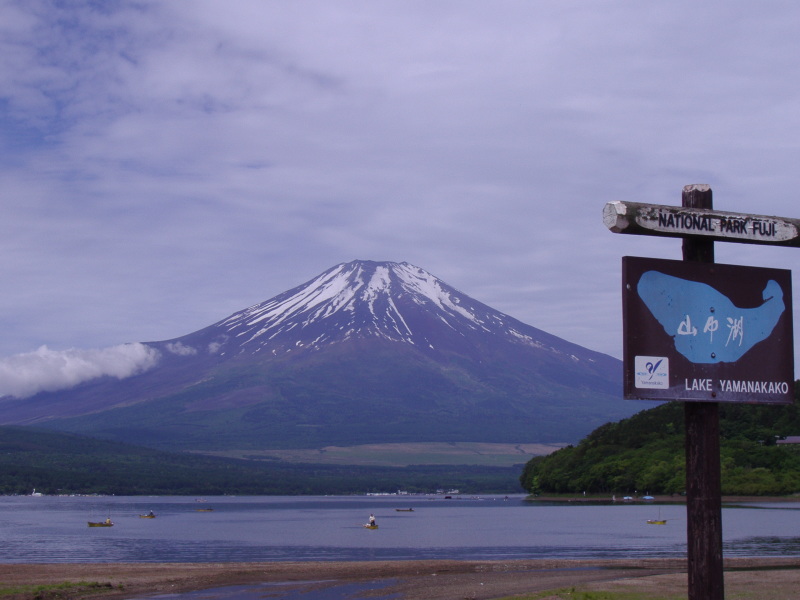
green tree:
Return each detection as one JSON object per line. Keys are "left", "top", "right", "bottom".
{"left": 520, "top": 382, "right": 800, "bottom": 496}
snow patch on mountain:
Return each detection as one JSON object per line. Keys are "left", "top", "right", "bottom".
{"left": 393, "top": 263, "right": 478, "bottom": 325}
{"left": 203, "top": 260, "right": 573, "bottom": 359}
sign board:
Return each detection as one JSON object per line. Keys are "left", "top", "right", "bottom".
{"left": 604, "top": 201, "right": 800, "bottom": 247}
{"left": 623, "top": 256, "right": 794, "bottom": 404}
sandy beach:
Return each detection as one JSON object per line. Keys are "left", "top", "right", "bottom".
{"left": 2, "top": 557, "right": 800, "bottom": 600}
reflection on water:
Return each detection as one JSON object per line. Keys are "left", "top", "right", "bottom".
{"left": 727, "top": 536, "right": 800, "bottom": 557}
{"left": 0, "top": 495, "right": 797, "bottom": 563}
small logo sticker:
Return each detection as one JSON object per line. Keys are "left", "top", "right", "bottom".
{"left": 634, "top": 356, "right": 669, "bottom": 388}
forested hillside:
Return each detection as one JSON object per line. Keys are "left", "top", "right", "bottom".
{"left": 520, "top": 382, "right": 800, "bottom": 496}
{"left": 0, "top": 426, "right": 522, "bottom": 495}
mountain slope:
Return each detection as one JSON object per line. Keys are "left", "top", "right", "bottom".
{"left": 0, "top": 260, "right": 639, "bottom": 451}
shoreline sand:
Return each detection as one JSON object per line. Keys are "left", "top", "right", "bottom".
{"left": 1, "top": 558, "right": 799, "bottom": 600}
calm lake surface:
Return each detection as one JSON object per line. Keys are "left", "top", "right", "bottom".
{"left": 1, "top": 494, "right": 799, "bottom": 563}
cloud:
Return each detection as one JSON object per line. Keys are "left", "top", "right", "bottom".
{"left": 166, "top": 341, "right": 198, "bottom": 356}
{"left": 0, "top": 343, "right": 160, "bottom": 399}
{"left": 1, "top": 0, "right": 799, "bottom": 375}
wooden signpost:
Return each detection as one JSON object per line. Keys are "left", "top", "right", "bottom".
{"left": 604, "top": 199, "right": 800, "bottom": 247}
{"left": 605, "top": 184, "right": 796, "bottom": 600}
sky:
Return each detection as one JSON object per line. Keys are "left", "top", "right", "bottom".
{"left": 2, "top": 0, "right": 800, "bottom": 397}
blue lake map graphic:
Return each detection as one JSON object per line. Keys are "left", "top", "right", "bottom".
{"left": 637, "top": 271, "right": 785, "bottom": 364}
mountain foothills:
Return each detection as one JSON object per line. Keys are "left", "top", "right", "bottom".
{"left": 0, "top": 426, "right": 523, "bottom": 496}
{"left": 0, "top": 260, "right": 637, "bottom": 453}
{"left": 520, "top": 382, "right": 800, "bottom": 497}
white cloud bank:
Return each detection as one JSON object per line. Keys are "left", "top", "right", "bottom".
{"left": 0, "top": 343, "right": 160, "bottom": 399}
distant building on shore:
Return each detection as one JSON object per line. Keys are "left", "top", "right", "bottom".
{"left": 776, "top": 436, "right": 800, "bottom": 445}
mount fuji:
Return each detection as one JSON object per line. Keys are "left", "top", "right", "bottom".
{"left": 0, "top": 260, "right": 639, "bottom": 451}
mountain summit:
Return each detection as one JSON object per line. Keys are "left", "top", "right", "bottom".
{"left": 172, "top": 260, "right": 596, "bottom": 362}
{"left": 220, "top": 260, "right": 514, "bottom": 352}
{"left": 0, "top": 260, "right": 639, "bottom": 451}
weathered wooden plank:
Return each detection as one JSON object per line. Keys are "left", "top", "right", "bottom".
{"left": 604, "top": 198, "right": 800, "bottom": 246}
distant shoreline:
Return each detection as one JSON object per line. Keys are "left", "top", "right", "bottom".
{"left": 528, "top": 493, "right": 800, "bottom": 503}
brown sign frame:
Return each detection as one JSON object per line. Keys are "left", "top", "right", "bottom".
{"left": 622, "top": 256, "right": 794, "bottom": 404}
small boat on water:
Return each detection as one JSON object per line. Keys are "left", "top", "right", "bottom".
{"left": 646, "top": 507, "right": 667, "bottom": 525}
{"left": 88, "top": 518, "right": 114, "bottom": 527}
{"left": 364, "top": 514, "right": 378, "bottom": 529}
{"left": 395, "top": 508, "right": 414, "bottom": 512}
{"left": 139, "top": 512, "right": 156, "bottom": 519}
{"left": 195, "top": 508, "right": 214, "bottom": 512}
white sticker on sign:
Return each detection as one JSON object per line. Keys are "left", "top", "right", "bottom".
{"left": 634, "top": 356, "right": 670, "bottom": 389}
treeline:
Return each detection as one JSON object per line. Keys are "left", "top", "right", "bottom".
{"left": 520, "top": 382, "right": 800, "bottom": 496}
{"left": 0, "top": 426, "right": 523, "bottom": 495}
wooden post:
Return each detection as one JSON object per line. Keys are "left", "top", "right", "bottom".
{"left": 682, "top": 184, "right": 724, "bottom": 600}
{"left": 607, "top": 184, "right": 796, "bottom": 595}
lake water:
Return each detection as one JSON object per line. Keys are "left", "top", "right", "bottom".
{"left": 2, "top": 494, "right": 800, "bottom": 564}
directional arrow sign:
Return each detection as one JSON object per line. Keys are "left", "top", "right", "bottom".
{"left": 604, "top": 200, "right": 800, "bottom": 247}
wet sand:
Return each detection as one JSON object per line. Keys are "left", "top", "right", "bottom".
{"left": 1, "top": 558, "right": 800, "bottom": 600}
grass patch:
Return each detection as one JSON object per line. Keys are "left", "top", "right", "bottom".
{"left": 500, "top": 588, "right": 683, "bottom": 600}
{"left": 0, "top": 580, "right": 119, "bottom": 599}
{"left": 206, "top": 441, "right": 565, "bottom": 467}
